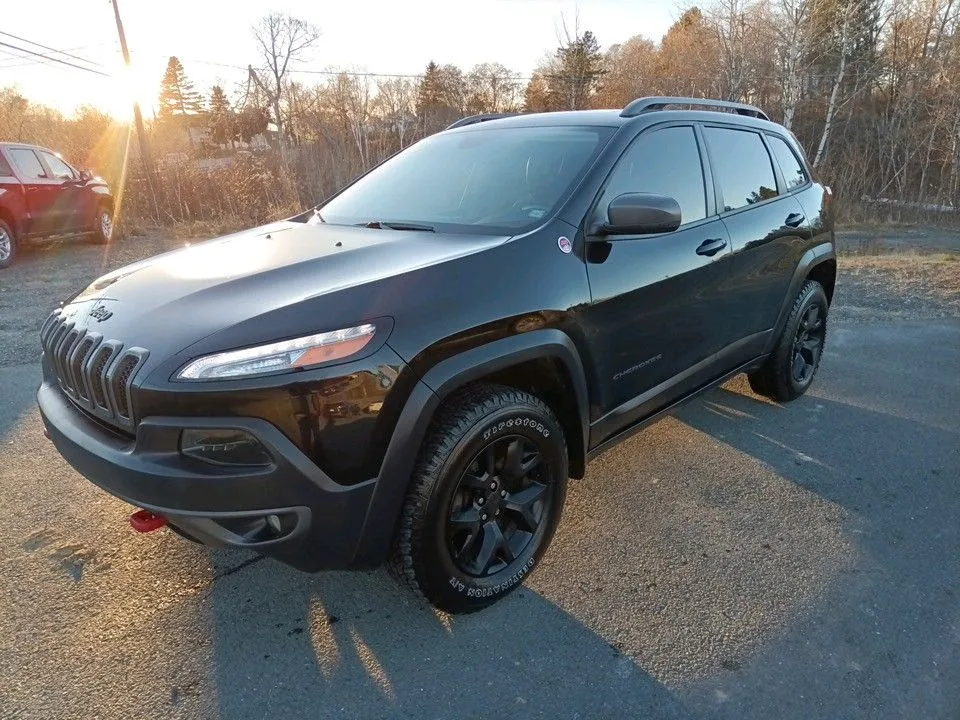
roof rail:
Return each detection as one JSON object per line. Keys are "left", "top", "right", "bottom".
{"left": 445, "top": 113, "right": 519, "bottom": 130}
{"left": 620, "top": 96, "right": 770, "bottom": 122}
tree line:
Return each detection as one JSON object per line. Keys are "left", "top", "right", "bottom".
{"left": 2, "top": 0, "right": 958, "bottom": 228}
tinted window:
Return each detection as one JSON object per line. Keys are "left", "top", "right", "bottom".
{"left": 319, "top": 126, "right": 614, "bottom": 235}
{"left": 598, "top": 126, "right": 706, "bottom": 225}
{"left": 704, "top": 127, "right": 777, "bottom": 211}
{"left": 0, "top": 153, "right": 12, "bottom": 177}
{"left": 767, "top": 135, "right": 808, "bottom": 190}
{"left": 40, "top": 151, "right": 76, "bottom": 180}
{"left": 9, "top": 148, "right": 46, "bottom": 179}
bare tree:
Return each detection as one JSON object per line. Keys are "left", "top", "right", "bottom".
{"left": 251, "top": 13, "right": 320, "bottom": 144}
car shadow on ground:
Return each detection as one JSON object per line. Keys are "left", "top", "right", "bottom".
{"left": 200, "top": 368, "right": 959, "bottom": 719}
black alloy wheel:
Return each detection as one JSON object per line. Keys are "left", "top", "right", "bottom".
{"left": 446, "top": 435, "right": 552, "bottom": 578}
{"left": 791, "top": 303, "right": 826, "bottom": 384}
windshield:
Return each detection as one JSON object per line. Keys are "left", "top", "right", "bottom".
{"left": 317, "top": 125, "right": 614, "bottom": 235}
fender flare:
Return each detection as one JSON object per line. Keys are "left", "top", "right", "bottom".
{"left": 765, "top": 240, "right": 836, "bottom": 354}
{"left": 350, "top": 328, "right": 590, "bottom": 567}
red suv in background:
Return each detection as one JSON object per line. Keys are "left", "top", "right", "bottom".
{"left": 0, "top": 142, "right": 115, "bottom": 269}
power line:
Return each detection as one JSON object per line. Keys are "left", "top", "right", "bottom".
{"left": 0, "top": 40, "right": 112, "bottom": 77}
{"left": 0, "top": 30, "right": 105, "bottom": 68}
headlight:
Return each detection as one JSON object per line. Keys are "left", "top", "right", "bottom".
{"left": 177, "top": 324, "right": 376, "bottom": 380}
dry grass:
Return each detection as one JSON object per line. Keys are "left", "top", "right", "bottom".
{"left": 838, "top": 252, "right": 960, "bottom": 308}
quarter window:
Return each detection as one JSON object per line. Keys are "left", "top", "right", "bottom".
{"left": 40, "top": 151, "right": 76, "bottom": 180}
{"left": 0, "top": 153, "right": 13, "bottom": 177}
{"left": 8, "top": 148, "right": 46, "bottom": 179}
{"left": 597, "top": 126, "right": 707, "bottom": 226}
{"left": 767, "top": 135, "right": 808, "bottom": 190}
{"left": 703, "top": 127, "right": 778, "bottom": 211}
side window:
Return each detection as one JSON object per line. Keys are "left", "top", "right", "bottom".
{"left": 597, "top": 126, "right": 706, "bottom": 226}
{"left": 703, "top": 127, "right": 777, "bottom": 211}
{"left": 0, "top": 153, "right": 13, "bottom": 177}
{"left": 8, "top": 149, "right": 47, "bottom": 179}
{"left": 767, "top": 135, "right": 809, "bottom": 191}
{"left": 40, "top": 151, "right": 76, "bottom": 180}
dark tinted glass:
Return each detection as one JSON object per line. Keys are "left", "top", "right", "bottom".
{"left": 320, "top": 126, "right": 614, "bottom": 235}
{"left": 704, "top": 127, "right": 777, "bottom": 211}
{"left": 767, "top": 135, "right": 808, "bottom": 190}
{"left": 598, "top": 126, "right": 706, "bottom": 225}
{"left": 9, "top": 149, "right": 46, "bottom": 179}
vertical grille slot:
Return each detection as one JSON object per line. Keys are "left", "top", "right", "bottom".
{"left": 88, "top": 345, "right": 117, "bottom": 411}
{"left": 69, "top": 335, "right": 99, "bottom": 401}
{"left": 54, "top": 326, "right": 80, "bottom": 393}
{"left": 108, "top": 351, "right": 147, "bottom": 421}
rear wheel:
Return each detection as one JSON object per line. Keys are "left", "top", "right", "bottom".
{"left": 391, "top": 384, "right": 568, "bottom": 613}
{"left": 0, "top": 219, "right": 16, "bottom": 269}
{"left": 748, "top": 280, "right": 828, "bottom": 401}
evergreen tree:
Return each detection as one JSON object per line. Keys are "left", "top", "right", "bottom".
{"left": 158, "top": 57, "right": 203, "bottom": 118}
{"left": 207, "top": 85, "right": 235, "bottom": 147}
{"left": 548, "top": 30, "right": 606, "bottom": 110}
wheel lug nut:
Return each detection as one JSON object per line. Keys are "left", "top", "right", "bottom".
{"left": 500, "top": 490, "right": 506, "bottom": 497}
{"left": 489, "top": 482, "right": 497, "bottom": 490}
{"left": 477, "top": 497, "right": 484, "bottom": 505}
{"left": 481, "top": 513, "right": 488, "bottom": 521}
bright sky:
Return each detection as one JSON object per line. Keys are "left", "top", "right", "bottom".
{"left": 1, "top": 0, "right": 680, "bottom": 121}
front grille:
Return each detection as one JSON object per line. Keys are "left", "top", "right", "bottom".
{"left": 40, "top": 310, "right": 149, "bottom": 430}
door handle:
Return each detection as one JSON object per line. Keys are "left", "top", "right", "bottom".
{"left": 784, "top": 212, "right": 805, "bottom": 227}
{"left": 695, "top": 237, "right": 727, "bottom": 256}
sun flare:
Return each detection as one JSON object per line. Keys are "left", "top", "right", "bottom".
{"left": 104, "top": 63, "right": 157, "bottom": 122}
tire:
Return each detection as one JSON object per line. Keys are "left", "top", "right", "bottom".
{"left": 748, "top": 280, "right": 828, "bottom": 402}
{"left": 89, "top": 205, "right": 114, "bottom": 245}
{"left": 0, "top": 219, "right": 16, "bottom": 269}
{"left": 390, "top": 384, "right": 568, "bottom": 613}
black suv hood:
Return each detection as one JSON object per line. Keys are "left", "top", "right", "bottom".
{"left": 61, "top": 221, "right": 507, "bottom": 372}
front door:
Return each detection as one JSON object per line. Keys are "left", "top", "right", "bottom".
{"left": 7, "top": 147, "right": 63, "bottom": 236}
{"left": 38, "top": 149, "right": 86, "bottom": 233}
{"left": 581, "top": 124, "right": 732, "bottom": 445}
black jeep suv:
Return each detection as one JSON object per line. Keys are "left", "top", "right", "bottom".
{"left": 38, "top": 97, "right": 835, "bottom": 613}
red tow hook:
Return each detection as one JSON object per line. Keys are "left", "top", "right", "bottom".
{"left": 130, "top": 509, "right": 167, "bottom": 533}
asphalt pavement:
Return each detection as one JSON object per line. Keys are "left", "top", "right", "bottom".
{"left": 0, "top": 237, "right": 958, "bottom": 719}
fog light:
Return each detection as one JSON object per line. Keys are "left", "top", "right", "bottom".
{"left": 180, "top": 428, "right": 272, "bottom": 467}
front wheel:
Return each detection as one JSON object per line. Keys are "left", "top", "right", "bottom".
{"left": 89, "top": 206, "right": 114, "bottom": 244}
{"left": 391, "top": 384, "right": 568, "bottom": 613}
{"left": 0, "top": 219, "right": 16, "bottom": 269}
{"left": 748, "top": 279, "right": 828, "bottom": 401}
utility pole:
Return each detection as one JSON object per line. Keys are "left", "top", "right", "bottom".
{"left": 110, "top": 0, "right": 160, "bottom": 220}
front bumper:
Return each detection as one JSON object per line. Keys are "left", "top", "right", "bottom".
{"left": 37, "top": 379, "right": 378, "bottom": 571}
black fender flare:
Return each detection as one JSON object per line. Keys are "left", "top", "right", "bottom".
{"left": 765, "top": 240, "right": 836, "bottom": 354}
{"left": 350, "top": 328, "right": 590, "bottom": 567}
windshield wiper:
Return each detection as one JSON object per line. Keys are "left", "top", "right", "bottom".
{"left": 358, "top": 220, "right": 436, "bottom": 232}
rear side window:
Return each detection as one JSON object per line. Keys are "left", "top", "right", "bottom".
{"left": 767, "top": 135, "right": 809, "bottom": 190}
{"left": 704, "top": 127, "right": 777, "bottom": 211}
{"left": 0, "top": 153, "right": 13, "bottom": 177}
{"left": 8, "top": 148, "right": 46, "bottom": 179}
{"left": 597, "top": 126, "right": 707, "bottom": 225}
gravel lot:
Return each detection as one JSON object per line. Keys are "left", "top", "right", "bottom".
{"left": 0, "top": 229, "right": 958, "bottom": 719}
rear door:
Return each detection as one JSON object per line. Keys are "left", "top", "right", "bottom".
{"left": 582, "top": 123, "right": 733, "bottom": 444}
{"left": 701, "top": 125, "right": 808, "bottom": 365}
{"left": 6, "top": 147, "right": 63, "bottom": 236}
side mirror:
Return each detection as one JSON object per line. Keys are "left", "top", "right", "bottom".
{"left": 78, "top": 169, "right": 93, "bottom": 183}
{"left": 591, "top": 192, "right": 682, "bottom": 238}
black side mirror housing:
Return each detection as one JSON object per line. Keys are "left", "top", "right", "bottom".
{"left": 78, "top": 169, "right": 93, "bottom": 183}
{"left": 590, "top": 192, "right": 682, "bottom": 238}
